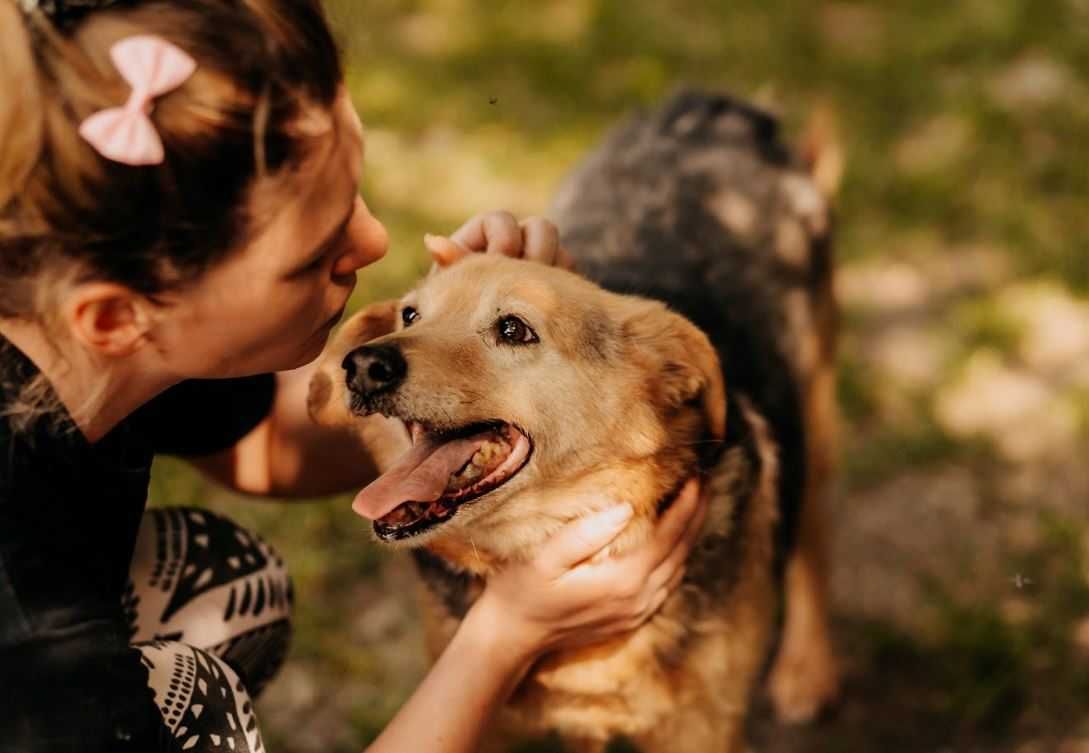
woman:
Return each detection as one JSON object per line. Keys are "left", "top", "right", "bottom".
{"left": 0, "top": 1, "right": 705, "bottom": 752}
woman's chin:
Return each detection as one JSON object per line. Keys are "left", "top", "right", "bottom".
{"left": 298, "top": 327, "right": 337, "bottom": 366}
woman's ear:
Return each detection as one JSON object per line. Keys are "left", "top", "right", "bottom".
{"left": 63, "top": 282, "right": 153, "bottom": 357}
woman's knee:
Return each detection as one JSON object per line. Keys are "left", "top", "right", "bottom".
{"left": 127, "top": 506, "right": 293, "bottom": 696}
{"left": 136, "top": 640, "right": 266, "bottom": 753}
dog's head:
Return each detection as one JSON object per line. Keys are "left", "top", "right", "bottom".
{"left": 310, "top": 254, "right": 724, "bottom": 563}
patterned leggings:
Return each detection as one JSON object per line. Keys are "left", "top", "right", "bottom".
{"left": 125, "top": 507, "right": 292, "bottom": 753}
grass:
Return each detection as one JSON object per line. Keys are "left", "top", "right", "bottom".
{"left": 321, "top": 0, "right": 1089, "bottom": 306}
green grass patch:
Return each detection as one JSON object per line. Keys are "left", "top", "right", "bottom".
{"left": 837, "top": 351, "right": 879, "bottom": 425}
{"left": 951, "top": 295, "right": 1025, "bottom": 357}
{"left": 927, "top": 597, "right": 1029, "bottom": 734}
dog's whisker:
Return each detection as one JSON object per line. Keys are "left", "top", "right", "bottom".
{"left": 470, "top": 537, "right": 482, "bottom": 569}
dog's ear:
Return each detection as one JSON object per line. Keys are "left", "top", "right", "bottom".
{"left": 308, "top": 299, "right": 399, "bottom": 427}
{"left": 622, "top": 300, "right": 726, "bottom": 440}
{"left": 799, "top": 102, "right": 844, "bottom": 201}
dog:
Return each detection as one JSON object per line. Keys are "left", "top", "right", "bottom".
{"left": 308, "top": 90, "right": 842, "bottom": 753}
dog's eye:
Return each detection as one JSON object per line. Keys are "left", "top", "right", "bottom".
{"left": 496, "top": 315, "right": 538, "bottom": 345}
{"left": 401, "top": 306, "right": 420, "bottom": 327}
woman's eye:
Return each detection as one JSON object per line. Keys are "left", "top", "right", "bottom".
{"left": 401, "top": 306, "right": 420, "bottom": 327}
{"left": 496, "top": 315, "right": 538, "bottom": 345}
{"left": 299, "top": 251, "right": 327, "bottom": 274}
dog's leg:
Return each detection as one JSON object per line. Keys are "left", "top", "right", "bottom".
{"left": 767, "top": 350, "right": 841, "bottom": 723}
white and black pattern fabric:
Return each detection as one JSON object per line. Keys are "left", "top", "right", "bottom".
{"left": 138, "top": 640, "right": 264, "bottom": 753}
{"left": 1, "top": 333, "right": 282, "bottom": 753}
{"left": 126, "top": 507, "right": 293, "bottom": 696}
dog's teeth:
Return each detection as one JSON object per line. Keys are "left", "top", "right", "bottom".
{"left": 388, "top": 501, "right": 428, "bottom": 527}
{"left": 439, "top": 431, "right": 517, "bottom": 495}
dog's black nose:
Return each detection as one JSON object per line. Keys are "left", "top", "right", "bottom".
{"left": 342, "top": 344, "right": 407, "bottom": 397}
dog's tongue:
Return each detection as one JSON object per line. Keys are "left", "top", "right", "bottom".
{"left": 351, "top": 433, "right": 488, "bottom": 521}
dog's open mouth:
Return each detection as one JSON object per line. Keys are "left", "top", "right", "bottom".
{"left": 352, "top": 421, "right": 532, "bottom": 540}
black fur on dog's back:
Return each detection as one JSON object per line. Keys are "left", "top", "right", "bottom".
{"left": 550, "top": 90, "right": 833, "bottom": 569}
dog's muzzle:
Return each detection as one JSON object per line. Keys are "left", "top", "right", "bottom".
{"left": 343, "top": 344, "right": 406, "bottom": 399}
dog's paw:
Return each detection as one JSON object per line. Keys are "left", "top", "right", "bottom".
{"left": 766, "top": 636, "right": 841, "bottom": 724}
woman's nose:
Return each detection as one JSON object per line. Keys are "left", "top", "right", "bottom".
{"left": 332, "top": 197, "right": 388, "bottom": 278}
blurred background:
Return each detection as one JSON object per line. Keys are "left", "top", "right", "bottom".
{"left": 149, "top": 0, "right": 1089, "bottom": 750}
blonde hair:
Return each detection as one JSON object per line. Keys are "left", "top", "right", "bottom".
{"left": 0, "top": 0, "right": 343, "bottom": 428}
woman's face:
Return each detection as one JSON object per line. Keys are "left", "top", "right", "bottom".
{"left": 150, "top": 91, "right": 389, "bottom": 378}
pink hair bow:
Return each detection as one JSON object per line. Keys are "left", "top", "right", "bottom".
{"left": 79, "top": 36, "right": 197, "bottom": 166}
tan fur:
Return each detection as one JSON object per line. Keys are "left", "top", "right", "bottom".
{"left": 492, "top": 398, "right": 780, "bottom": 753}
{"left": 310, "top": 254, "right": 826, "bottom": 750}
{"left": 308, "top": 299, "right": 411, "bottom": 471}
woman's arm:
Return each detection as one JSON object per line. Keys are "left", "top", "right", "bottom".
{"left": 362, "top": 595, "right": 534, "bottom": 753}
{"left": 187, "top": 362, "right": 400, "bottom": 497}
{"left": 365, "top": 478, "right": 706, "bottom": 753}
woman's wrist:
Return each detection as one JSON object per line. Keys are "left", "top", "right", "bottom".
{"left": 463, "top": 588, "right": 545, "bottom": 676}
{"left": 363, "top": 587, "right": 542, "bottom": 753}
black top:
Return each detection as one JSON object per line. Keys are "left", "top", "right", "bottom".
{"left": 0, "top": 334, "right": 275, "bottom": 752}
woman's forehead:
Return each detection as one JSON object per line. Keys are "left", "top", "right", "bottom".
{"left": 251, "top": 98, "right": 362, "bottom": 232}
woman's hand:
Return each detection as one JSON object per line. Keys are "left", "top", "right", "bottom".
{"left": 466, "top": 478, "right": 708, "bottom": 662}
{"left": 362, "top": 486, "right": 705, "bottom": 753}
{"left": 425, "top": 210, "right": 576, "bottom": 270}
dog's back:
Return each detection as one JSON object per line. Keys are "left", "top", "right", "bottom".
{"left": 550, "top": 90, "right": 842, "bottom": 725}
{"left": 551, "top": 90, "right": 836, "bottom": 566}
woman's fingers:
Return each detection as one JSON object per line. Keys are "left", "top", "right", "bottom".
{"left": 646, "top": 477, "right": 704, "bottom": 570}
{"left": 519, "top": 216, "right": 560, "bottom": 266}
{"left": 557, "top": 247, "right": 578, "bottom": 271}
{"left": 646, "top": 515, "right": 695, "bottom": 592}
{"left": 645, "top": 563, "right": 687, "bottom": 619}
{"left": 648, "top": 532, "right": 692, "bottom": 595}
{"left": 535, "top": 504, "right": 633, "bottom": 576}
{"left": 594, "top": 478, "right": 703, "bottom": 599}
{"left": 450, "top": 211, "right": 522, "bottom": 256}
{"left": 424, "top": 233, "right": 472, "bottom": 268}
{"left": 480, "top": 481, "right": 704, "bottom": 654}
{"left": 432, "top": 212, "right": 575, "bottom": 269}
{"left": 547, "top": 479, "right": 704, "bottom": 592}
